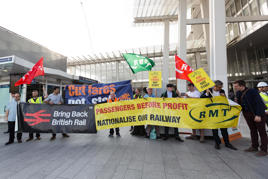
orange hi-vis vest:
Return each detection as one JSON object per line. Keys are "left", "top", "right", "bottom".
{"left": 108, "top": 98, "right": 119, "bottom": 103}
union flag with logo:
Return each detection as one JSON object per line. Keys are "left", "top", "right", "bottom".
{"left": 175, "top": 55, "right": 193, "bottom": 82}
{"left": 15, "top": 57, "right": 45, "bottom": 86}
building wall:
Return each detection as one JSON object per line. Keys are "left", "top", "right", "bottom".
{"left": 0, "top": 27, "right": 67, "bottom": 72}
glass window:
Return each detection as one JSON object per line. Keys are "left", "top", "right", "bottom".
{"left": 259, "top": 0, "right": 268, "bottom": 15}
{"left": 226, "top": 8, "right": 232, "bottom": 17}
{"left": 250, "top": 0, "right": 259, "bottom": 16}
{"left": 91, "top": 64, "right": 96, "bottom": 80}
{"left": 243, "top": 7, "right": 252, "bottom": 29}
{"left": 235, "top": 0, "right": 242, "bottom": 12}
{"left": 233, "top": 23, "right": 240, "bottom": 37}
{"left": 230, "top": 3, "right": 236, "bottom": 16}
{"left": 101, "top": 63, "right": 106, "bottom": 82}
{"left": 241, "top": 0, "right": 248, "bottom": 7}
{"left": 0, "top": 85, "right": 10, "bottom": 115}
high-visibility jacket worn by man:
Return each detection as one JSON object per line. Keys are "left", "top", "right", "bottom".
{"left": 26, "top": 95, "right": 44, "bottom": 141}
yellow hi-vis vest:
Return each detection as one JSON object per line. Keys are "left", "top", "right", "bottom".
{"left": 28, "top": 97, "right": 43, "bottom": 104}
{"left": 260, "top": 93, "right": 268, "bottom": 108}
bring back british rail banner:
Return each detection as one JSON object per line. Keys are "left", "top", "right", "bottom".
{"left": 94, "top": 96, "right": 242, "bottom": 130}
{"left": 18, "top": 103, "right": 97, "bottom": 133}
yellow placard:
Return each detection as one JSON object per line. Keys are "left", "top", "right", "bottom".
{"left": 188, "top": 68, "right": 215, "bottom": 92}
{"left": 149, "top": 71, "right": 162, "bottom": 88}
{"left": 94, "top": 97, "right": 241, "bottom": 131}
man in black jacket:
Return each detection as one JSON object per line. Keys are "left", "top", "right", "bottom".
{"left": 234, "top": 80, "right": 267, "bottom": 156}
{"left": 200, "top": 80, "right": 237, "bottom": 150}
{"left": 161, "top": 84, "right": 184, "bottom": 142}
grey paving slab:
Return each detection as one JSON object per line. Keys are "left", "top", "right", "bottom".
{"left": 124, "top": 169, "right": 142, "bottom": 179}
{"left": 0, "top": 120, "right": 267, "bottom": 179}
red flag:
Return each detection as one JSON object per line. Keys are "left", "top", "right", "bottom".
{"left": 15, "top": 57, "right": 45, "bottom": 86}
{"left": 175, "top": 55, "right": 193, "bottom": 82}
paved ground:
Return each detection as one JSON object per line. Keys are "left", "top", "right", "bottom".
{"left": 0, "top": 123, "right": 267, "bottom": 179}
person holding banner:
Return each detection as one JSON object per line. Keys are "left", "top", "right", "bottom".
{"left": 44, "top": 87, "right": 70, "bottom": 140}
{"left": 185, "top": 83, "right": 204, "bottom": 143}
{"left": 234, "top": 80, "right": 267, "bottom": 156}
{"left": 108, "top": 91, "right": 121, "bottom": 137}
{"left": 144, "top": 88, "right": 160, "bottom": 139}
{"left": 201, "top": 80, "right": 237, "bottom": 150}
{"left": 161, "top": 84, "right": 184, "bottom": 142}
{"left": 26, "top": 88, "right": 47, "bottom": 142}
{"left": 5, "top": 93, "right": 22, "bottom": 145}
{"left": 130, "top": 88, "right": 146, "bottom": 136}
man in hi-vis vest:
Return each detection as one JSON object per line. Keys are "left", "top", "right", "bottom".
{"left": 257, "top": 82, "right": 268, "bottom": 126}
{"left": 108, "top": 91, "right": 120, "bottom": 137}
{"left": 26, "top": 88, "right": 47, "bottom": 142}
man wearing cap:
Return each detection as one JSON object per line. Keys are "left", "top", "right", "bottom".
{"left": 257, "top": 82, "right": 268, "bottom": 126}
{"left": 161, "top": 84, "right": 184, "bottom": 142}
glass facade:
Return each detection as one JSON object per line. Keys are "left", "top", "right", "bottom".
{"left": 0, "top": 84, "right": 10, "bottom": 115}
{"left": 226, "top": 0, "right": 268, "bottom": 43}
{"left": 67, "top": 0, "right": 268, "bottom": 88}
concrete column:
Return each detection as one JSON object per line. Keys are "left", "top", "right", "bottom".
{"left": 45, "top": 79, "right": 48, "bottom": 95}
{"left": 21, "top": 84, "right": 27, "bottom": 102}
{"left": 177, "top": 0, "right": 187, "bottom": 93}
{"left": 163, "top": 20, "right": 170, "bottom": 91}
{"left": 59, "top": 80, "right": 62, "bottom": 95}
{"left": 209, "top": 0, "right": 228, "bottom": 92}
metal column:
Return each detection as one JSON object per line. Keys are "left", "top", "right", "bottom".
{"left": 177, "top": 0, "right": 187, "bottom": 92}
{"left": 163, "top": 20, "right": 170, "bottom": 92}
{"left": 209, "top": 0, "right": 228, "bottom": 92}
{"left": 116, "top": 61, "right": 119, "bottom": 82}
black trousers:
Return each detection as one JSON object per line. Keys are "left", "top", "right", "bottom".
{"left": 266, "top": 115, "right": 268, "bottom": 127}
{"left": 212, "top": 128, "right": 230, "bottom": 145}
{"left": 110, "top": 128, "right": 120, "bottom": 135}
{"left": 8, "top": 121, "right": 22, "bottom": 142}
{"left": 52, "top": 133, "right": 67, "bottom": 137}
{"left": 165, "top": 127, "right": 179, "bottom": 138}
{"left": 29, "top": 132, "right": 40, "bottom": 138}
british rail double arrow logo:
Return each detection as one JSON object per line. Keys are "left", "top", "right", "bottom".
{"left": 24, "top": 110, "right": 51, "bottom": 126}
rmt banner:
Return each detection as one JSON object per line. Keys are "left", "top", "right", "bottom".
{"left": 18, "top": 103, "right": 97, "bottom": 133}
{"left": 65, "top": 80, "right": 133, "bottom": 104}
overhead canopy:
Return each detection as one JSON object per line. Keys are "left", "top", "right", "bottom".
{"left": 67, "top": 44, "right": 205, "bottom": 66}
{"left": 134, "top": 0, "right": 201, "bottom": 24}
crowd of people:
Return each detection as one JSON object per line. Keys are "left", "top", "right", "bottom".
{"left": 4, "top": 80, "right": 268, "bottom": 157}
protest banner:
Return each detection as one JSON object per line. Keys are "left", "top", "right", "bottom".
{"left": 18, "top": 103, "right": 97, "bottom": 133}
{"left": 149, "top": 71, "right": 162, "bottom": 88}
{"left": 94, "top": 96, "right": 241, "bottom": 131}
{"left": 65, "top": 80, "right": 133, "bottom": 104}
{"left": 188, "top": 68, "right": 215, "bottom": 92}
